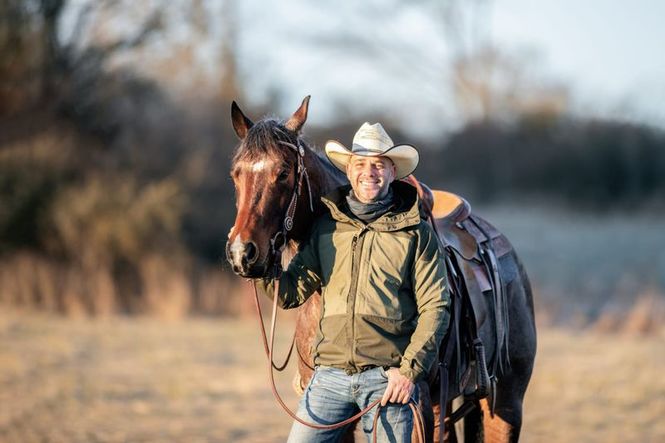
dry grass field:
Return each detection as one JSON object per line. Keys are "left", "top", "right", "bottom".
{"left": 1, "top": 311, "right": 664, "bottom": 443}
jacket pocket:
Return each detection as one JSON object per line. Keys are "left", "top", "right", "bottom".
{"left": 361, "top": 314, "right": 415, "bottom": 337}
{"left": 354, "top": 314, "right": 414, "bottom": 362}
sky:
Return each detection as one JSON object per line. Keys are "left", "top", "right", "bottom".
{"left": 234, "top": 0, "right": 665, "bottom": 136}
{"left": 63, "top": 0, "right": 665, "bottom": 137}
{"left": 489, "top": 0, "right": 665, "bottom": 125}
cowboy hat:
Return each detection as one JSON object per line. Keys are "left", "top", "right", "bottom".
{"left": 325, "top": 122, "right": 419, "bottom": 179}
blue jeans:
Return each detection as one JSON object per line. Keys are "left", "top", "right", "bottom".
{"left": 287, "top": 366, "right": 418, "bottom": 443}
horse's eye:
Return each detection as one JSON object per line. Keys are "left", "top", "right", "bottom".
{"left": 278, "top": 170, "right": 290, "bottom": 181}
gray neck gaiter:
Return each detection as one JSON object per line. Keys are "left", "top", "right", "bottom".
{"left": 345, "top": 187, "right": 395, "bottom": 223}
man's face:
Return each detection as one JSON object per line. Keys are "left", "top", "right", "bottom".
{"left": 346, "top": 155, "right": 396, "bottom": 203}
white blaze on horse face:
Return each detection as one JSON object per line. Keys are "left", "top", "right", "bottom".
{"left": 251, "top": 160, "right": 268, "bottom": 172}
{"left": 229, "top": 235, "right": 245, "bottom": 269}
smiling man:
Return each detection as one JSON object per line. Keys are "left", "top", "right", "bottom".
{"left": 258, "top": 122, "right": 450, "bottom": 442}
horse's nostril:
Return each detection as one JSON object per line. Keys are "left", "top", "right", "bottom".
{"left": 244, "top": 241, "right": 258, "bottom": 264}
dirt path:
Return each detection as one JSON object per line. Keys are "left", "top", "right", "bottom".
{"left": 0, "top": 313, "right": 663, "bottom": 442}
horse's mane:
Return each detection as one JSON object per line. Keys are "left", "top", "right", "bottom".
{"left": 232, "top": 118, "right": 284, "bottom": 163}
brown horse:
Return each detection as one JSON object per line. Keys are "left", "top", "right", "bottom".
{"left": 226, "top": 96, "right": 537, "bottom": 442}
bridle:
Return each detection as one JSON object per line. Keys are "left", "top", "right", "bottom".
{"left": 229, "top": 127, "right": 314, "bottom": 277}
{"left": 248, "top": 127, "right": 426, "bottom": 440}
{"left": 267, "top": 127, "right": 314, "bottom": 268}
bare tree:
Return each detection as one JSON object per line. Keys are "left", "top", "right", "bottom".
{"left": 451, "top": 45, "right": 569, "bottom": 122}
{"left": 0, "top": 0, "right": 48, "bottom": 116}
{"left": 217, "top": 0, "right": 242, "bottom": 103}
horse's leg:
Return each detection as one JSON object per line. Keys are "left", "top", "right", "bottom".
{"left": 295, "top": 294, "right": 321, "bottom": 386}
{"left": 432, "top": 403, "right": 443, "bottom": 442}
{"left": 478, "top": 370, "right": 527, "bottom": 443}
{"left": 480, "top": 363, "right": 534, "bottom": 442}
{"left": 432, "top": 402, "right": 458, "bottom": 443}
{"left": 480, "top": 255, "right": 537, "bottom": 443}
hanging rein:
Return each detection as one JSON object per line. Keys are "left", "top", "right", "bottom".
{"left": 249, "top": 128, "right": 426, "bottom": 441}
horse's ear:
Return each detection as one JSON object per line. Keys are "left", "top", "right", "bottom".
{"left": 231, "top": 101, "right": 254, "bottom": 139}
{"left": 285, "top": 95, "right": 310, "bottom": 133}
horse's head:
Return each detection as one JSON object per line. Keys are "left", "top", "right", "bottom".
{"left": 226, "top": 96, "right": 313, "bottom": 278}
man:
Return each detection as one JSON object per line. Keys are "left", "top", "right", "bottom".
{"left": 258, "top": 122, "right": 450, "bottom": 442}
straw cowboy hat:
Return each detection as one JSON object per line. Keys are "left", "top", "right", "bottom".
{"left": 325, "top": 122, "right": 419, "bottom": 180}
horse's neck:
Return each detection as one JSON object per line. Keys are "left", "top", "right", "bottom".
{"left": 308, "top": 150, "right": 348, "bottom": 199}
{"left": 287, "top": 146, "right": 347, "bottom": 247}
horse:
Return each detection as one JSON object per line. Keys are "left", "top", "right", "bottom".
{"left": 226, "top": 96, "right": 537, "bottom": 442}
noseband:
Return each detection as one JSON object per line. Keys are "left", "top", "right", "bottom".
{"left": 269, "top": 127, "right": 314, "bottom": 271}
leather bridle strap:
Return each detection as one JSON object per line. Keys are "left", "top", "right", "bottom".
{"left": 251, "top": 280, "right": 425, "bottom": 440}
{"left": 266, "top": 136, "right": 314, "bottom": 268}
{"left": 276, "top": 138, "right": 314, "bottom": 230}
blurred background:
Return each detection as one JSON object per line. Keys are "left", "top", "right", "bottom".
{"left": 1, "top": 0, "right": 664, "bottom": 442}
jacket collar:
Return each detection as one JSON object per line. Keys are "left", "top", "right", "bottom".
{"left": 321, "top": 181, "right": 421, "bottom": 231}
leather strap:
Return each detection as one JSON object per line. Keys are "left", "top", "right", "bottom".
{"left": 436, "top": 261, "right": 463, "bottom": 442}
{"left": 372, "top": 402, "right": 426, "bottom": 443}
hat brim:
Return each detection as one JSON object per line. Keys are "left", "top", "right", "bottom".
{"left": 324, "top": 140, "right": 419, "bottom": 180}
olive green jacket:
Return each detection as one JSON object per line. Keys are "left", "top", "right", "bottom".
{"left": 257, "top": 181, "right": 450, "bottom": 381}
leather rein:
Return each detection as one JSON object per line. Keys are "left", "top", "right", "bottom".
{"left": 249, "top": 129, "right": 425, "bottom": 441}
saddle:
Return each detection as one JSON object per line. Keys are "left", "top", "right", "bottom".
{"left": 402, "top": 176, "right": 512, "bottom": 420}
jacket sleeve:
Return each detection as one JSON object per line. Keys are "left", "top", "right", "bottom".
{"left": 399, "top": 223, "right": 450, "bottom": 381}
{"left": 254, "top": 223, "right": 322, "bottom": 309}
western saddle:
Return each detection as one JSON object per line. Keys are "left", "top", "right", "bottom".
{"left": 402, "top": 176, "right": 512, "bottom": 423}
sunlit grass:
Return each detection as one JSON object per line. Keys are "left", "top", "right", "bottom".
{"left": 0, "top": 312, "right": 663, "bottom": 442}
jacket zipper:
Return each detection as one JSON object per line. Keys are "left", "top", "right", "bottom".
{"left": 347, "top": 226, "right": 368, "bottom": 370}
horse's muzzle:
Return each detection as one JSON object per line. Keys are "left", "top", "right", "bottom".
{"left": 226, "top": 237, "right": 271, "bottom": 278}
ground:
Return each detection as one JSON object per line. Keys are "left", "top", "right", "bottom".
{"left": 0, "top": 312, "right": 663, "bottom": 442}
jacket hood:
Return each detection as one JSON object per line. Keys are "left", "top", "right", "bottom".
{"left": 321, "top": 180, "right": 421, "bottom": 231}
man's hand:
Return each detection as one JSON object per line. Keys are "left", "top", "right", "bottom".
{"left": 380, "top": 368, "right": 415, "bottom": 406}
